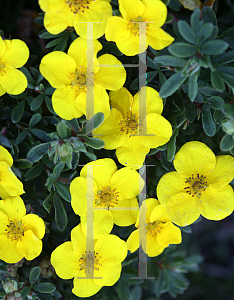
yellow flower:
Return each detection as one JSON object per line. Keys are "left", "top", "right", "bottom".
{"left": 0, "top": 37, "right": 29, "bottom": 96}
{"left": 94, "top": 87, "right": 172, "bottom": 169}
{"left": 105, "top": 0, "right": 174, "bottom": 56}
{"left": 0, "top": 196, "right": 45, "bottom": 263}
{"left": 127, "top": 198, "right": 181, "bottom": 257}
{"left": 39, "top": 0, "right": 112, "bottom": 39}
{"left": 0, "top": 146, "right": 24, "bottom": 199}
{"left": 51, "top": 223, "right": 127, "bottom": 298}
{"left": 70, "top": 158, "right": 144, "bottom": 238}
{"left": 157, "top": 141, "right": 234, "bottom": 226}
{"left": 40, "top": 37, "right": 126, "bottom": 120}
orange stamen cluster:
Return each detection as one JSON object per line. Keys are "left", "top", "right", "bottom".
{"left": 184, "top": 173, "right": 208, "bottom": 197}
{"left": 119, "top": 112, "right": 139, "bottom": 136}
{"left": 79, "top": 251, "right": 102, "bottom": 274}
{"left": 69, "top": 66, "right": 94, "bottom": 92}
{"left": 146, "top": 221, "right": 163, "bottom": 237}
{"left": 5, "top": 219, "right": 25, "bottom": 241}
{"left": 126, "top": 16, "right": 148, "bottom": 37}
{"left": 95, "top": 186, "right": 119, "bottom": 208}
{"left": 65, "top": 0, "right": 92, "bottom": 14}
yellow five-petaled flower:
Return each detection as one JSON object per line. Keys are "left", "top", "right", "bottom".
{"left": 157, "top": 141, "right": 234, "bottom": 226}
{"left": 0, "top": 196, "right": 45, "bottom": 263}
{"left": 0, "top": 37, "right": 29, "bottom": 96}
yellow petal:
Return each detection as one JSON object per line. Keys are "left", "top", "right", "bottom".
{"left": 95, "top": 54, "right": 126, "bottom": 91}
{"left": 81, "top": 210, "right": 113, "bottom": 239}
{"left": 95, "top": 234, "right": 127, "bottom": 266}
{"left": 0, "top": 84, "right": 6, "bottom": 96}
{"left": 111, "top": 198, "right": 139, "bottom": 226}
{"left": 80, "top": 158, "right": 117, "bottom": 189}
{"left": 147, "top": 27, "right": 174, "bottom": 50}
{"left": 38, "top": 0, "right": 66, "bottom": 12}
{"left": 94, "top": 266, "right": 121, "bottom": 287}
{"left": 136, "top": 198, "right": 160, "bottom": 227}
{"left": 74, "top": 1, "right": 112, "bottom": 39}
{"left": 119, "top": 0, "right": 145, "bottom": 20}
{"left": 116, "top": 34, "right": 141, "bottom": 56}
{"left": 0, "top": 211, "right": 8, "bottom": 235}
{"left": 165, "top": 192, "right": 200, "bottom": 226}
{"left": 132, "top": 86, "right": 163, "bottom": 116}
{"left": 140, "top": 113, "right": 172, "bottom": 148}
{"left": 44, "top": 9, "right": 74, "bottom": 34}
{"left": 150, "top": 203, "right": 170, "bottom": 223}
{"left": 105, "top": 17, "right": 130, "bottom": 42}
{"left": 70, "top": 224, "right": 87, "bottom": 255}
{"left": 206, "top": 155, "right": 234, "bottom": 188}
{"left": 0, "top": 67, "right": 27, "bottom": 95}
{"left": 144, "top": 234, "right": 164, "bottom": 257}
{"left": 1, "top": 39, "right": 29, "bottom": 68}
{"left": 70, "top": 176, "right": 98, "bottom": 216}
{"left": 0, "top": 146, "right": 13, "bottom": 167}
{"left": 156, "top": 222, "right": 182, "bottom": 248}
{"left": 52, "top": 86, "right": 83, "bottom": 120}
{"left": 142, "top": 0, "right": 167, "bottom": 26}
{"left": 93, "top": 108, "right": 126, "bottom": 149}
{"left": 51, "top": 241, "right": 81, "bottom": 279}
{"left": 198, "top": 184, "right": 234, "bottom": 221}
{"left": 0, "top": 235, "right": 23, "bottom": 263}
{"left": 22, "top": 214, "right": 45, "bottom": 240}
{"left": 73, "top": 277, "right": 102, "bottom": 298}
{"left": 17, "top": 230, "right": 42, "bottom": 261}
{"left": 116, "top": 136, "right": 150, "bottom": 169}
{"left": 0, "top": 196, "right": 26, "bottom": 221}
{"left": 40, "top": 51, "right": 76, "bottom": 88}
{"left": 173, "top": 141, "right": 216, "bottom": 178}
{"left": 111, "top": 167, "right": 144, "bottom": 200}
{"left": 67, "top": 37, "right": 102, "bottom": 71}
{"left": 0, "top": 37, "right": 6, "bottom": 56}
{"left": 109, "top": 88, "right": 132, "bottom": 116}
{"left": 126, "top": 228, "right": 141, "bottom": 253}
{"left": 157, "top": 171, "right": 188, "bottom": 205}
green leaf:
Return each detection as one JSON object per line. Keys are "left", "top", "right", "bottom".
{"left": 160, "top": 151, "right": 172, "bottom": 171}
{"left": 53, "top": 162, "right": 65, "bottom": 180}
{"left": 20, "top": 66, "right": 34, "bottom": 85}
{"left": 31, "top": 94, "right": 45, "bottom": 111}
{"left": 168, "top": 0, "right": 181, "bottom": 11}
{"left": 167, "top": 127, "right": 179, "bottom": 162}
{"left": 161, "top": 0, "right": 170, "bottom": 5}
{"left": 179, "top": 225, "right": 192, "bottom": 233}
{"left": 15, "top": 130, "right": 28, "bottom": 145}
{"left": 56, "top": 122, "right": 68, "bottom": 139}
{"left": 191, "top": 8, "right": 201, "bottom": 36}
{"left": 200, "top": 40, "right": 229, "bottom": 55}
{"left": 198, "top": 22, "right": 213, "bottom": 43}
{"left": 29, "top": 113, "right": 42, "bottom": 128}
{"left": 169, "top": 43, "right": 197, "bottom": 58}
{"left": 186, "top": 102, "right": 196, "bottom": 123}
{"left": 202, "top": 6, "right": 217, "bottom": 26}
{"left": 27, "top": 143, "right": 50, "bottom": 162}
{"left": 218, "top": 72, "right": 234, "bottom": 89}
{"left": 169, "top": 272, "right": 189, "bottom": 290}
{"left": 159, "top": 71, "right": 188, "bottom": 98}
{"left": 39, "top": 31, "right": 65, "bottom": 39}
{"left": 147, "top": 56, "right": 160, "bottom": 70}
{"left": 220, "top": 134, "right": 234, "bottom": 151}
{"left": 213, "top": 50, "right": 234, "bottom": 66}
{"left": 20, "top": 286, "right": 31, "bottom": 298}
{"left": 155, "top": 270, "right": 168, "bottom": 297}
{"left": 29, "top": 267, "right": 41, "bottom": 286}
{"left": 46, "top": 36, "right": 68, "bottom": 48}
{"left": 43, "top": 191, "right": 54, "bottom": 213}
{"left": 117, "top": 280, "right": 132, "bottom": 300}
{"left": 53, "top": 36, "right": 69, "bottom": 51}
{"left": 84, "top": 137, "right": 105, "bottom": 149}
{"left": 202, "top": 103, "right": 216, "bottom": 137}
{"left": 11, "top": 99, "right": 25, "bottom": 123}
{"left": 217, "top": 66, "right": 234, "bottom": 77}
{"left": 154, "top": 55, "right": 187, "bottom": 67}
{"left": 30, "top": 129, "right": 51, "bottom": 142}
{"left": 14, "top": 159, "right": 33, "bottom": 169}
{"left": 45, "top": 95, "right": 56, "bottom": 115}
{"left": 178, "top": 20, "right": 196, "bottom": 45}
{"left": 55, "top": 182, "right": 71, "bottom": 202}
{"left": 214, "top": 110, "right": 224, "bottom": 124}
{"left": 53, "top": 193, "right": 68, "bottom": 231}
{"left": 207, "top": 96, "right": 224, "bottom": 110}
{"left": 188, "top": 71, "right": 199, "bottom": 102}
{"left": 129, "top": 71, "right": 158, "bottom": 90}
{"left": 80, "top": 112, "right": 104, "bottom": 135}
{"left": 25, "top": 162, "right": 44, "bottom": 181}
{"left": 211, "top": 70, "right": 226, "bottom": 91}
{"left": 33, "top": 283, "right": 56, "bottom": 294}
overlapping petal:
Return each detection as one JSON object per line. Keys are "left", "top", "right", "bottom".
{"left": 0, "top": 146, "right": 13, "bottom": 167}
{"left": 17, "top": 230, "right": 42, "bottom": 261}
{"left": 22, "top": 214, "right": 45, "bottom": 240}
{"left": 116, "top": 34, "right": 140, "bottom": 56}
{"left": 73, "top": 277, "right": 102, "bottom": 298}
{"left": 105, "top": 17, "right": 130, "bottom": 42}
{"left": 44, "top": 9, "right": 74, "bottom": 34}
{"left": 142, "top": 0, "right": 167, "bottom": 26}
{"left": 156, "top": 222, "right": 182, "bottom": 248}
{"left": 111, "top": 198, "right": 139, "bottom": 226}
{"left": 1, "top": 39, "right": 29, "bottom": 68}
{"left": 0, "top": 196, "right": 26, "bottom": 221}
{"left": 0, "top": 37, "right": 6, "bottom": 56}
{"left": 109, "top": 88, "right": 132, "bottom": 116}
{"left": 0, "top": 67, "right": 27, "bottom": 95}
{"left": 39, "top": 0, "right": 66, "bottom": 13}
{"left": 119, "top": 0, "right": 145, "bottom": 20}
{"left": 147, "top": 27, "right": 174, "bottom": 50}
{"left": 0, "top": 235, "right": 23, "bottom": 263}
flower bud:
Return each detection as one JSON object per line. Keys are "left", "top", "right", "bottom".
{"left": 3, "top": 280, "right": 18, "bottom": 294}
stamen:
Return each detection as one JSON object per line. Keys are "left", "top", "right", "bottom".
{"left": 95, "top": 186, "right": 119, "bottom": 208}
{"left": 184, "top": 173, "right": 208, "bottom": 197}
{"left": 5, "top": 220, "right": 25, "bottom": 241}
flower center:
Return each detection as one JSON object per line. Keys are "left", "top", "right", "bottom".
{"left": 119, "top": 112, "right": 139, "bottom": 136}
{"left": 184, "top": 174, "right": 208, "bottom": 198}
{"left": 0, "top": 59, "right": 6, "bottom": 76}
{"left": 126, "top": 16, "right": 148, "bottom": 37}
{"left": 5, "top": 220, "right": 25, "bottom": 241}
{"left": 69, "top": 67, "right": 94, "bottom": 92}
{"left": 146, "top": 221, "right": 163, "bottom": 236}
{"left": 79, "top": 251, "right": 102, "bottom": 274}
{"left": 95, "top": 186, "right": 119, "bottom": 208}
{"left": 65, "top": 0, "right": 92, "bottom": 14}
